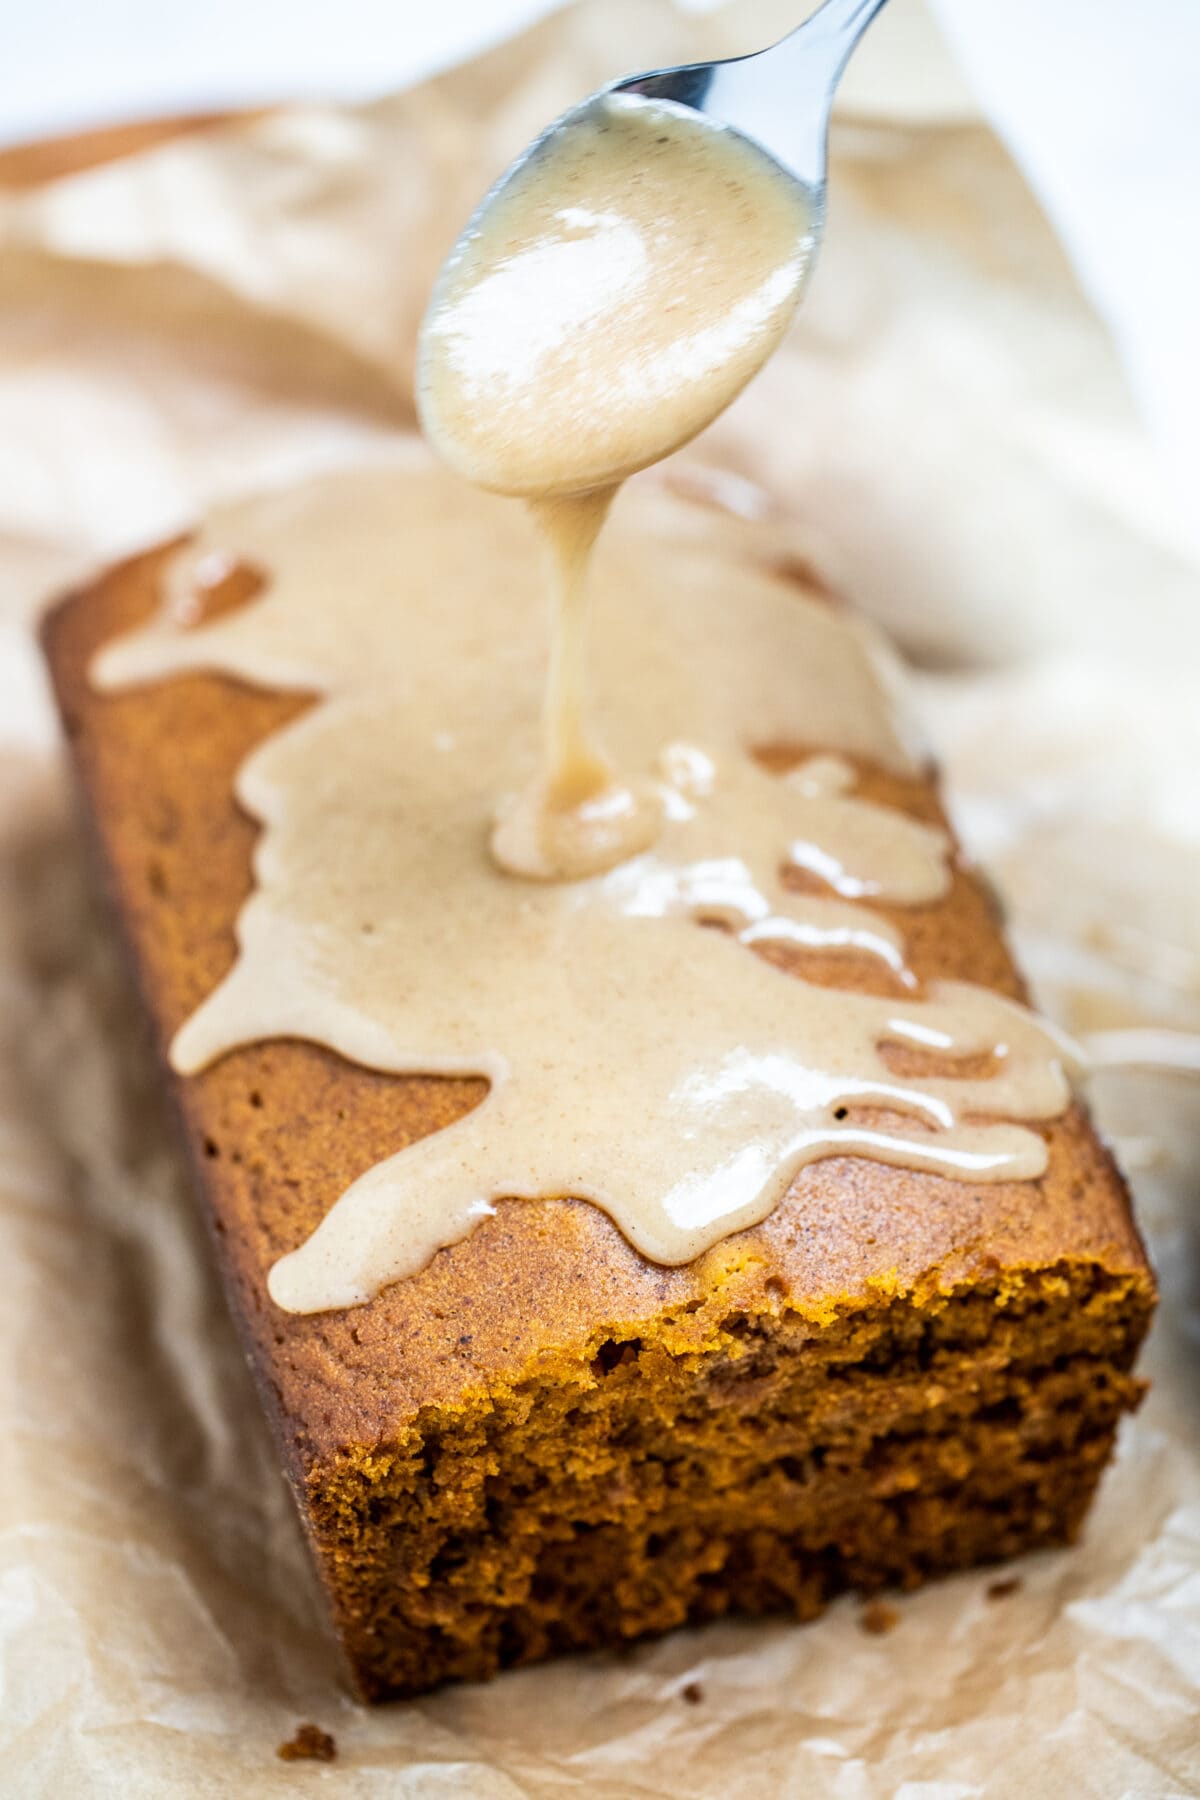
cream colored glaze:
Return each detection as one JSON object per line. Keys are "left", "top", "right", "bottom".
{"left": 490, "top": 489, "right": 665, "bottom": 880}
{"left": 94, "top": 456, "right": 1080, "bottom": 1314}
{"left": 419, "top": 93, "right": 816, "bottom": 881}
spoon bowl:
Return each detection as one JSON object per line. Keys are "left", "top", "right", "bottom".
{"left": 417, "top": 0, "right": 890, "bottom": 498}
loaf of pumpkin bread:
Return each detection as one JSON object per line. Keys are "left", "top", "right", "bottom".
{"left": 42, "top": 523, "right": 1154, "bottom": 1701}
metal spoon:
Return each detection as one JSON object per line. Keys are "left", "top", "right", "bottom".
{"left": 419, "top": 0, "right": 891, "bottom": 493}
{"left": 612, "top": 0, "right": 890, "bottom": 241}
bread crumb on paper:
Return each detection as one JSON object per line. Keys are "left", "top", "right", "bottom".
{"left": 859, "top": 1600, "right": 901, "bottom": 1636}
{"left": 277, "top": 1722, "right": 337, "bottom": 1762}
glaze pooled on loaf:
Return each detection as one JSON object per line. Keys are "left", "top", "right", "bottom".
{"left": 94, "top": 455, "right": 1079, "bottom": 1313}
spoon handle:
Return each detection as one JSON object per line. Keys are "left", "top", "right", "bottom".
{"left": 613, "top": 0, "right": 891, "bottom": 197}
{"left": 779, "top": 0, "right": 891, "bottom": 84}
{"left": 754, "top": 0, "right": 890, "bottom": 189}
{"left": 799, "top": 0, "right": 891, "bottom": 45}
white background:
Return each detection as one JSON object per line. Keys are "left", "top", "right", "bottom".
{"left": 0, "top": 0, "right": 559, "bottom": 145}
{"left": 4, "top": 0, "right": 1199, "bottom": 546}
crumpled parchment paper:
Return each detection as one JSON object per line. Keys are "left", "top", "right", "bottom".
{"left": 2, "top": 3, "right": 1198, "bottom": 1794}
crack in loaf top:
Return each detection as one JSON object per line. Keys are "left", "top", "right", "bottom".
{"left": 92, "top": 453, "right": 1078, "bottom": 1314}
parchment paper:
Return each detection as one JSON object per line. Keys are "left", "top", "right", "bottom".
{"left": 2, "top": 4, "right": 1198, "bottom": 1794}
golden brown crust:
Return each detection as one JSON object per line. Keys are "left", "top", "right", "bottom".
{"left": 41, "top": 540, "right": 1154, "bottom": 1481}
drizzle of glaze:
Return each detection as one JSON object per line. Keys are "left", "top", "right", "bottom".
{"left": 418, "top": 91, "right": 815, "bottom": 879}
{"left": 93, "top": 457, "right": 1079, "bottom": 1313}
{"left": 490, "top": 489, "right": 664, "bottom": 881}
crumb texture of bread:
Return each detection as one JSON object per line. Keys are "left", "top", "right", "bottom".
{"left": 42, "top": 543, "right": 1156, "bottom": 1701}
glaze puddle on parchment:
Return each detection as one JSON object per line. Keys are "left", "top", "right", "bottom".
{"left": 93, "top": 456, "right": 1078, "bottom": 1313}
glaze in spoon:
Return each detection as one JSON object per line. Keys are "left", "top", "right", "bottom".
{"left": 417, "top": 0, "right": 891, "bottom": 498}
